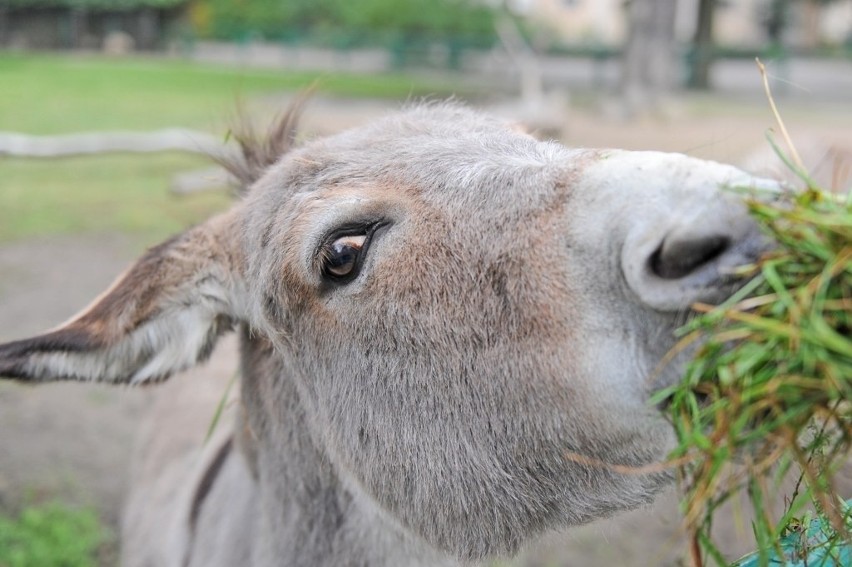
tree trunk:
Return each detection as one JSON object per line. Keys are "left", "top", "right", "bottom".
{"left": 137, "top": 8, "right": 158, "bottom": 50}
{"left": 766, "top": 0, "right": 791, "bottom": 45}
{"left": 0, "top": 6, "right": 8, "bottom": 47}
{"left": 687, "top": 0, "right": 715, "bottom": 89}
{"left": 69, "top": 7, "right": 88, "bottom": 49}
{"left": 800, "top": 0, "right": 821, "bottom": 48}
{"left": 495, "top": 17, "right": 543, "bottom": 107}
{"left": 620, "top": 0, "right": 678, "bottom": 117}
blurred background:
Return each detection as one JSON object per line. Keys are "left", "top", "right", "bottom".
{"left": 0, "top": 1, "right": 850, "bottom": 566}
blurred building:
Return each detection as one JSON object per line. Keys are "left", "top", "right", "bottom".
{"left": 0, "top": 0, "right": 187, "bottom": 51}
{"left": 509, "top": 0, "right": 852, "bottom": 48}
{"left": 683, "top": 0, "right": 852, "bottom": 48}
{"left": 508, "top": 0, "right": 626, "bottom": 44}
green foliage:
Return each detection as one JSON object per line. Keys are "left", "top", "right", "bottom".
{"left": 5, "top": 0, "right": 185, "bottom": 9}
{"left": 0, "top": 502, "right": 108, "bottom": 567}
{"left": 656, "top": 179, "right": 851, "bottom": 565}
{"left": 195, "top": 0, "right": 498, "bottom": 47}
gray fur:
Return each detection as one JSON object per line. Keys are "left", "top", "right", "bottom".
{"left": 0, "top": 104, "right": 779, "bottom": 566}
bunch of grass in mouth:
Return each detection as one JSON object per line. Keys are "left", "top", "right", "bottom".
{"left": 650, "top": 133, "right": 851, "bottom": 567}
{"left": 654, "top": 183, "right": 851, "bottom": 566}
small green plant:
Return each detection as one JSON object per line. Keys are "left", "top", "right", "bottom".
{"left": 0, "top": 502, "right": 108, "bottom": 567}
{"left": 735, "top": 500, "right": 851, "bottom": 567}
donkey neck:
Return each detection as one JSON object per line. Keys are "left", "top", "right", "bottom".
{"left": 235, "top": 329, "right": 457, "bottom": 567}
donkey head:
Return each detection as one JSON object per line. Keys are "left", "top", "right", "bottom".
{"left": 0, "top": 104, "right": 775, "bottom": 560}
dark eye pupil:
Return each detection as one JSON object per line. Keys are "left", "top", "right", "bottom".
{"left": 327, "top": 243, "right": 358, "bottom": 275}
{"left": 323, "top": 234, "right": 367, "bottom": 279}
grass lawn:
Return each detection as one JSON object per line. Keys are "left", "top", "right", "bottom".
{"left": 0, "top": 53, "right": 470, "bottom": 244}
{"left": 0, "top": 53, "right": 467, "bottom": 133}
{"left": 0, "top": 154, "right": 231, "bottom": 243}
{"left": 0, "top": 501, "right": 108, "bottom": 567}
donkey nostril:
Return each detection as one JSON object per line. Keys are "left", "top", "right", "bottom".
{"left": 650, "top": 235, "right": 730, "bottom": 280}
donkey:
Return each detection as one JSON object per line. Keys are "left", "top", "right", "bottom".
{"left": 0, "top": 103, "right": 777, "bottom": 566}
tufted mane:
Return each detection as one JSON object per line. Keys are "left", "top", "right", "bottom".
{"left": 215, "top": 91, "right": 311, "bottom": 193}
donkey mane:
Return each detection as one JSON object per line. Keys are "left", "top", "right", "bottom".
{"left": 216, "top": 93, "right": 310, "bottom": 190}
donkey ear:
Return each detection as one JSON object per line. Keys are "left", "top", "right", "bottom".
{"left": 0, "top": 214, "right": 245, "bottom": 385}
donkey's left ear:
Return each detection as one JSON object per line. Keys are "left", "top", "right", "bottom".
{"left": 0, "top": 213, "right": 246, "bottom": 385}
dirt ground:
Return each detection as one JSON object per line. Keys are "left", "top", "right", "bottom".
{"left": 0, "top": 98, "right": 850, "bottom": 566}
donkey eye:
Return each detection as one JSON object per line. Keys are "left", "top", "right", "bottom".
{"left": 323, "top": 235, "right": 367, "bottom": 279}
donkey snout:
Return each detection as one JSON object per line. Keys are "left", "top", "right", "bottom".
{"left": 623, "top": 205, "right": 771, "bottom": 312}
